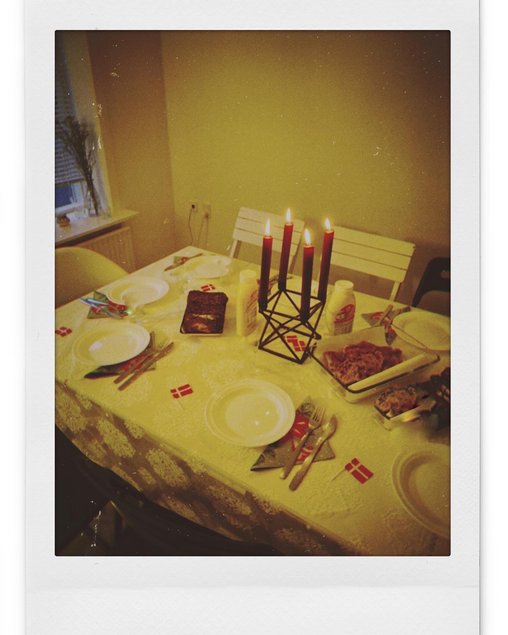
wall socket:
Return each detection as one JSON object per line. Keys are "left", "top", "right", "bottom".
{"left": 189, "top": 201, "right": 199, "bottom": 213}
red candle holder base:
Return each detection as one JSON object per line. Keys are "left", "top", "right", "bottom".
{"left": 258, "top": 289, "right": 324, "bottom": 364}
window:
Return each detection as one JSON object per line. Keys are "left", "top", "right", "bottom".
{"left": 55, "top": 37, "right": 86, "bottom": 216}
{"left": 55, "top": 34, "right": 108, "bottom": 218}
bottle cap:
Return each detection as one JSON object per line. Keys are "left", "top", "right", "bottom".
{"left": 240, "top": 270, "right": 257, "bottom": 283}
{"left": 334, "top": 280, "right": 354, "bottom": 292}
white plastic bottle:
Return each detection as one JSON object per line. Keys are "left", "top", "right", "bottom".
{"left": 236, "top": 270, "right": 259, "bottom": 336}
{"left": 325, "top": 280, "right": 356, "bottom": 335}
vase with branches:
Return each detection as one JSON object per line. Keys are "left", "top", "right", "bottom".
{"left": 56, "top": 115, "right": 101, "bottom": 216}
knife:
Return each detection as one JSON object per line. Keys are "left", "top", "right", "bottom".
{"left": 289, "top": 416, "right": 338, "bottom": 491}
{"left": 117, "top": 342, "right": 174, "bottom": 391}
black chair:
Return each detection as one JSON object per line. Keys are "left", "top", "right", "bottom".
{"left": 67, "top": 439, "right": 281, "bottom": 556}
{"left": 412, "top": 258, "right": 450, "bottom": 308}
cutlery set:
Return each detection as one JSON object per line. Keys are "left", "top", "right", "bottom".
{"left": 115, "top": 341, "right": 174, "bottom": 391}
{"left": 289, "top": 416, "right": 338, "bottom": 490}
{"left": 280, "top": 405, "right": 325, "bottom": 480}
{"left": 164, "top": 252, "right": 204, "bottom": 271}
{"left": 279, "top": 404, "right": 339, "bottom": 491}
{"left": 79, "top": 297, "right": 127, "bottom": 318}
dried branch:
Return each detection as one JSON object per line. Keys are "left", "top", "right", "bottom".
{"left": 56, "top": 116, "right": 100, "bottom": 215}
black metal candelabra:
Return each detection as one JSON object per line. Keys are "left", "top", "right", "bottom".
{"left": 258, "top": 288, "right": 325, "bottom": 364}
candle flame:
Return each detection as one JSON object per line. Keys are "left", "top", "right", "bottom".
{"left": 304, "top": 228, "right": 311, "bottom": 246}
{"left": 286, "top": 208, "right": 292, "bottom": 223}
{"left": 265, "top": 219, "right": 271, "bottom": 235}
{"left": 325, "top": 218, "right": 331, "bottom": 231}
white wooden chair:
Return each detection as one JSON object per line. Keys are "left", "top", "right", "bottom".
{"left": 330, "top": 225, "right": 415, "bottom": 301}
{"left": 229, "top": 207, "right": 305, "bottom": 271}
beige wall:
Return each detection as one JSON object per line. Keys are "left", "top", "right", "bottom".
{"left": 86, "top": 31, "right": 176, "bottom": 268}
{"left": 160, "top": 31, "right": 450, "bottom": 303}
{"left": 73, "top": 30, "right": 449, "bottom": 302}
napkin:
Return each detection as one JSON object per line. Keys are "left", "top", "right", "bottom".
{"left": 164, "top": 252, "right": 203, "bottom": 271}
{"left": 84, "top": 333, "right": 156, "bottom": 378}
{"left": 362, "top": 306, "right": 410, "bottom": 343}
{"left": 85, "top": 291, "right": 129, "bottom": 319}
{"left": 251, "top": 397, "right": 335, "bottom": 471}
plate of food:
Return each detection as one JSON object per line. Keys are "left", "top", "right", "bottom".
{"left": 374, "top": 367, "right": 451, "bottom": 430}
{"left": 311, "top": 326, "right": 439, "bottom": 401}
{"left": 205, "top": 379, "right": 295, "bottom": 447}
{"left": 72, "top": 322, "right": 150, "bottom": 366}
{"left": 105, "top": 276, "right": 169, "bottom": 307}
{"left": 186, "top": 255, "right": 231, "bottom": 279}
{"left": 392, "top": 445, "right": 450, "bottom": 539}
{"left": 392, "top": 312, "right": 450, "bottom": 352}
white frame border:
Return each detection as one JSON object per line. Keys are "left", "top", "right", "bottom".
{"left": 25, "top": 1, "right": 479, "bottom": 632}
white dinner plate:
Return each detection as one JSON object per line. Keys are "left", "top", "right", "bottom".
{"left": 105, "top": 276, "right": 169, "bottom": 307}
{"left": 205, "top": 379, "right": 295, "bottom": 447}
{"left": 392, "top": 446, "right": 450, "bottom": 539}
{"left": 72, "top": 322, "right": 150, "bottom": 366}
{"left": 187, "top": 255, "right": 231, "bottom": 279}
{"left": 393, "top": 312, "right": 450, "bottom": 351}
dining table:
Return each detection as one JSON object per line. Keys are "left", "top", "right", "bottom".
{"left": 55, "top": 245, "right": 451, "bottom": 556}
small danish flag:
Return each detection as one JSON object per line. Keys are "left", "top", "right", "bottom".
{"left": 170, "top": 383, "right": 194, "bottom": 399}
{"left": 55, "top": 326, "right": 72, "bottom": 337}
{"left": 345, "top": 458, "right": 374, "bottom": 484}
{"left": 285, "top": 334, "right": 307, "bottom": 352}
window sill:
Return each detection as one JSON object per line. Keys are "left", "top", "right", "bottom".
{"left": 55, "top": 209, "right": 138, "bottom": 246}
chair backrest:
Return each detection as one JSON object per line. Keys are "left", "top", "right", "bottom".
{"left": 56, "top": 246, "right": 127, "bottom": 307}
{"left": 229, "top": 207, "right": 305, "bottom": 271}
{"left": 412, "top": 257, "right": 450, "bottom": 307}
{"left": 330, "top": 225, "right": 415, "bottom": 301}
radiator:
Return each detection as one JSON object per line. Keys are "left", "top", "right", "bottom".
{"left": 79, "top": 226, "right": 136, "bottom": 272}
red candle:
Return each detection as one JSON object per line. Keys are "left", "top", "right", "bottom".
{"left": 317, "top": 218, "right": 334, "bottom": 301}
{"left": 259, "top": 219, "right": 273, "bottom": 311}
{"left": 300, "top": 229, "right": 314, "bottom": 321}
{"left": 278, "top": 208, "right": 293, "bottom": 291}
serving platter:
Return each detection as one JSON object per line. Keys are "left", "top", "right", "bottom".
{"left": 311, "top": 325, "right": 439, "bottom": 402}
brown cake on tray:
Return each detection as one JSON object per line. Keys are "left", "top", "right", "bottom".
{"left": 180, "top": 290, "right": 229, "bottom": 334}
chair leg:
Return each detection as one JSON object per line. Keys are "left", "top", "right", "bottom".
{"left": 229, "top": 240, "right": 240, "bottom": 259}
{"left": 389, "top": 282, "right": 400, "bottom": 302}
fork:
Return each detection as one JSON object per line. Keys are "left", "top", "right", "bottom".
{"left": 279, "top": 404, "right": 325, "bottom": 480}
{"left": 395, "top": 395, "right": 437, "bottom": 423}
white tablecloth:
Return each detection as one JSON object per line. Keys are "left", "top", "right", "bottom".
{"left": 55, "top": 246, "right": 450, "bottom": 555}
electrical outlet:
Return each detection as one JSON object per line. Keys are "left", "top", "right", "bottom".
{"left": 189, "top": 201, "right": 199, "bottom": 213}
{"left": 203, "top": 202, "right": 212, "bottom": 219}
